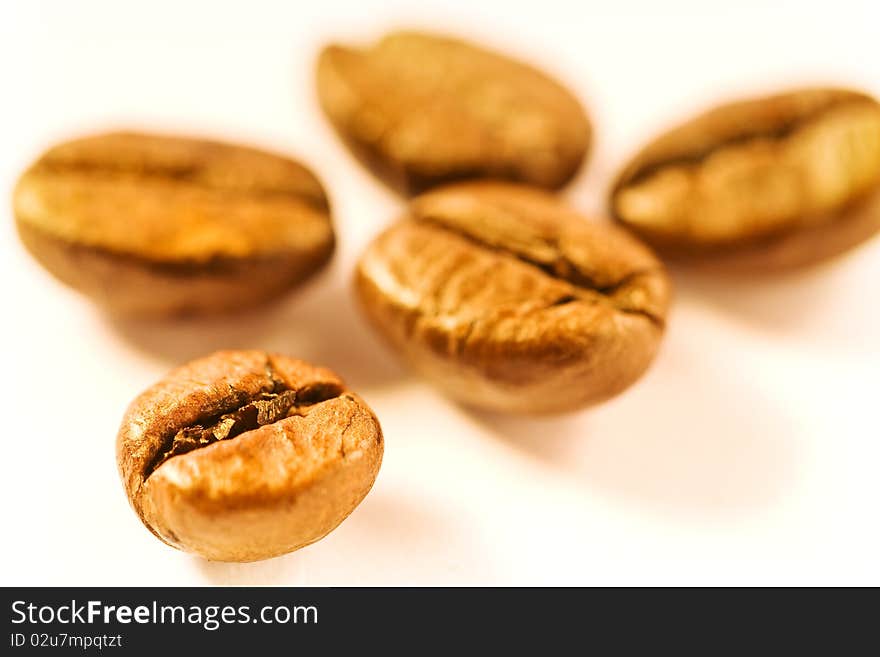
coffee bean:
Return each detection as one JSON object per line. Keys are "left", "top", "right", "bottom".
{"left": 317, "top": 31, "right": 591, "bottom": 195}
{"left": 611, "top": 88, "right": 880, "bottom": 269}
{"left": 355, "top": 182, "right": 670, "bottom": 414}
{"left": 117, "top": 350, "right": 383, "bottom": 562}
{"left": 14, "top": 132, "right": 335, "bottom": 315}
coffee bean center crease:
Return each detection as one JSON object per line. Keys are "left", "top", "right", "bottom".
{"left": 622, "top": 95, "right": 871, "bottom": 187}
{"left": 419, "top": 217, "right": 665, "bottom": 325}
{"left": 35, "top": 159, "right": 329, "bottom": 211}
{"left": 145, "top": 375, "right": 344, "bottom": 478}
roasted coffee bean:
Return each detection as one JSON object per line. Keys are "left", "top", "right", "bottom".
{"left": 317, "top": 31, "right": 591, "bottom": 195}
{"left": 355, "top": 182, "right": 671, "bottom": 414}
{"left": 611, "top": 87, "right": 880, "bottom": 269}
{"left": 117, "top": 351, "right": 383, "bottom": 562}
{"left": 14, "top": 132, "right": 335, "bottom": 315}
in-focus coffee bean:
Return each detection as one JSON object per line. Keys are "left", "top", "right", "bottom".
{"left": 355, "top": 182, "right": 671, "bottom": 414}
{"left": 611, "top": 87, "right": 880, "bottom": 270}
{"left": 317, "top": 31, "right": 592, "bottom": 195}
{"left": 14, "top": 132, "right": 335, "bottom": 316}
{"left": 117, "top": 350, "right": 383, "bottom": 562}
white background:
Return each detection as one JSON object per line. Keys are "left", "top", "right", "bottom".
{"left": 1, "top": 0, "right": 878, "bottom": 586}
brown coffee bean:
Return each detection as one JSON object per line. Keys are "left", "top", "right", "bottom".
{"left": 316, "top": 31, "right": 591, "bottom": 195}
{"left": 14, "top": 132, "right": 335, "bottom": 316}
{"left": 611, "top": 88, "right": 880, "bottom": 269}
{"left": 117, "top": 351, "right": 383, "bottom": 562}
{"left": 355, "top": 182, "right": 671, "bottom": 414}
